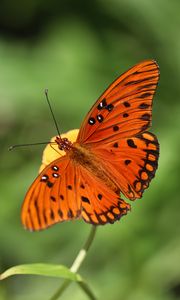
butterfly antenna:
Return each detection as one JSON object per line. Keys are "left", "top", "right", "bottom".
{"left": 44, "top": 89, "right": 61, "bottom": 137}
{"left": 8, "top": 141, "right": 56, "bottom": 151}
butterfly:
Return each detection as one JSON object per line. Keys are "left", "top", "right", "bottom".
{"left": 21, "top": 60, "right": 160, "bottom": 231}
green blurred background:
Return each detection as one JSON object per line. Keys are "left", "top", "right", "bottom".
{"left": 0, "top": 0, "right": 180, "bottom": 299}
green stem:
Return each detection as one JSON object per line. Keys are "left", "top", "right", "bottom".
{"left": 78, "top": 281, "right": 97, "bottom": 300}
{"left": 49, "top": 225, "right": 97, "bottom": 300}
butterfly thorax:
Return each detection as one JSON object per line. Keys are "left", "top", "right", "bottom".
{"left": 55, "top": 136, "right": 73, "bottom": 152}
{"left": 69, "top": 142, "right": 120, "bottom": 194}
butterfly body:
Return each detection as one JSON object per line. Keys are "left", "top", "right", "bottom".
{"left": 71, "top": 142, "right": 120, "bottom": 193}
{"left": 21, "top": 60, "right": 160, "bottom": 231}
{"left": 55, "top": 136, "right": 73, "bottom": 151}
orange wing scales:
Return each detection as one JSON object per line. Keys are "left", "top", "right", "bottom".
{"left": 92, "top": 132, "right": 159, "bottom": 200}
{"left": 77, "top": 165, "right": 130, "bottom": 225}
{"left": 21, "top": 157, "right": 81, "bottom": 231}
{"left": 22, "top": 156, "right": 131, "bottom": 230}
{"left": 77, "top": 60, "right": 159, "bottom": 144}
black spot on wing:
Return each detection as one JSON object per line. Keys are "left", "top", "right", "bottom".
{"left": 47, "top": 181, "right": 53, "bottom": 188}
{"left": 98, "top": 194, "right": 102, "bottom": 200}
{"left": 81, "top": 196, "right": 90, "bottom": 204}
{"left": 50, "top": 196, "right": 56, "bottom": 202}
{"left": 127, "top": 139, "right": 137, "bottom": 148}
{"left": 139, "top": 103, "right": 150, "bottom": 109}
{"left": 113, "top": 125, "right": 119, "bottom": 132}
{"left": 123, "top": 113, "right": 129, "bottom": 118}
{"left": 123, "top": 101, "right": 130, "bottom": 107}
{"left": 125, "top": 159, "right": 131, "bottom": 165}
{"left": 58, "top": 209, "right": 63, "bottom": 218}
{"left": 88, "top": 117, "right": 96, "bottom": 125}
{"left": 106, "top": 103, "right": 114, "bottom": 111}
{"left": 50, "top": 210, "right": 55, "bottom": 220}
{"left": 97, "top": 114, "right": 104, "bottom": 123}
{"left": 60, "top": 194, "right": 64, "bottom": 200}
{"left": 52, "top": 165, "right": 59, "bottom": 171}
{"left": 97, "top": 98, "right": 107, "bottom": 110}
{"left": 67, "top": 209, "right": 74, "bottom": 218}
{"left": 139, "top": 92, "right": 152, "bottom": 98}
{"left": 40, "top": 174, "right": 49, "bottom": 182}
{"left": 52, "top": 173, "right": 59, "bottom": 178}
{"left": 113, "top": 142, "right": 118, "bottom": 148}
{"left": 140, "top": 113, "right": 151, "bottom": 121}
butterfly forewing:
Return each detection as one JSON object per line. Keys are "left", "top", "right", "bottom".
{"left": 21, "top": 157, "right": 81, "bottom": 231}
{"left": 77, "top": 60, "right": 159, "bottom": 145}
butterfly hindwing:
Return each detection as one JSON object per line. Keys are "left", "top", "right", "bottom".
{"left": 92, "top": 132, "right": 159, "bottom": 200}
{"left": 77, "top": 164, "right": 131, "bottom": 224}
{"left": 77, "top": 60, "right": 159, "bottom": 145}
{"left": 21, "top": 156, "right": 81, "bottom": 231}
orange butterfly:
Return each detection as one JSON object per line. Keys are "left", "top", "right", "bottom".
{"left": 21, "top": 60, "right": 160, "bottom": 231}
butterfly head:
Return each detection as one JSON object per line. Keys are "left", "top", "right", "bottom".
{"left": 55, "top": 136, "right": 73, "bottom": 152}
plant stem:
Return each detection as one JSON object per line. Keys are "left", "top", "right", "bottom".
{"left": 49, "top": 225, "right": 97, "bottom": 300}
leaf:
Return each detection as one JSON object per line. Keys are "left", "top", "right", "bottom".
{"left": 0, "top": 263, "right": 82, "bottom": 282}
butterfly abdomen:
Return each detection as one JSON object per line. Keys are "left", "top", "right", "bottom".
{"left": 70, "top": 143, "right": 120, "bottom": 194}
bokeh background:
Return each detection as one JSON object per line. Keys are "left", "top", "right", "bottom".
{"left": 0, "top": 0, "right": 180, "bottom": 299}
